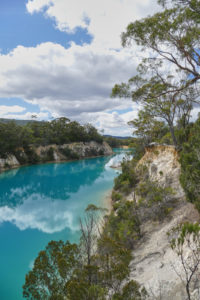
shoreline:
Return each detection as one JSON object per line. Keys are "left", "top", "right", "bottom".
{"left": 0, "top": 153, "right": 114, "bottom": 175}
{"left": 103, "top": 189, "right": 113, "bottom": 213}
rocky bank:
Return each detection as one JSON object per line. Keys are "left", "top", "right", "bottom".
{"left": 125, "top": 144, "right": 200, "bottom": 299}
{"left": 0, "top": 141, "right": 113, "bottom": 172}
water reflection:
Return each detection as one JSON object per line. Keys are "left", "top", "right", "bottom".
{"left": 0, "top": 156, "right": 110, "bottom": 206}
{"left": 0, "top": 154, "right": 124, "bottom": 234}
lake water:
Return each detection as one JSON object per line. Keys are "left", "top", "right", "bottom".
{"left": 0, "top": 149, "right": 132, "bottom": 299}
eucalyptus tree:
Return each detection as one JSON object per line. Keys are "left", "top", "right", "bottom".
{"left": 158, "top": 0, "right": 200, "bottom": 15}
{"left": 128, "top": 108, "right": 168, "bottom": 146}
{"left": 121, "top": 1, "right": 200, "bottom": 88}
{"left": 112, "top": 0, "right": 200, "bottom": 146}
{"left": 112, "top": 74, "right": 196, "bottom": 146}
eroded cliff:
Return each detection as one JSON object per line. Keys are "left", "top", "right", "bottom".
{"left": 0, "top": 141, "right": 113, "bottom": 172}
{"left": 126, "top": 145, "right": 200, "bottom": 299}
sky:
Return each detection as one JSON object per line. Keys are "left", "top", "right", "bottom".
{"left": 0, "top": 0, "right": 161, "bottom": 136}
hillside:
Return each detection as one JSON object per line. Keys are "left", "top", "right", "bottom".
{"left": 127, "top": 144, "right": 200, "bottom": 299}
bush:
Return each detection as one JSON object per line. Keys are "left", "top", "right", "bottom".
{"left": 24, "top": 147, "right": 40, "bottom": 164}
{"left": 180, "top": 117, "right": 200, "bottom": 211}
{"left": 60, "top": 147, "right": 80, "bottom": 160}
{"left": 46, "top": 147, "right": 55, "bottom": 161}
{"left": 14, "top": 150, "right": 28, "bottom": 164}
{"left": 112, "top": 191, "right": 123, "bottom": 202}
{"left": 104, "top": 201, "right": 141, "bottom": 250}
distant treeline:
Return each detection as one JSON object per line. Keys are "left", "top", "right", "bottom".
{"left": 104, "top": 136, "right": 132, "bottom": 148}
{"left": 0, "top": 117, "right": 103, "bottom": 157}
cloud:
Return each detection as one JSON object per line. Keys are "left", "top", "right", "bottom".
{"left": 1, "top": 0, "right": 163, "bottom": 135}
{"left": 0, "top": 42, "right": 139, "bottom": 134}
{"left": 0, "top": 111, "right": 49, "bottom": 121}
{"left": 0, "top": 194, "right": 77, "bottom": 234}
{"left": 26, "top": 0, "right": 160, "bottom": 48}
{"left": 0, "top": 105, "right": 25, "bottom": 115}
{"left": 0, "top": 105, "right": 49, "bottom": 120}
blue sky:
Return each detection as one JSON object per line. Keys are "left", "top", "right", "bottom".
{"left": 0, "top": 0, "right": 92, "bottom": 53}
{"left": 0, "top": 0, "right": 159, "bottom": 135}
{"left": 0, "top": 0, "right": 92, "bottom": 123}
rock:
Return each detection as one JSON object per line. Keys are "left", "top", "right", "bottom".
{"left": 130, "top": 202, "right": 199, "bottom": 299}
{"left": 126, "top": 144, "right": 200, "bottom": 299}
{"left": 138, "top": 144, "right": 185, "bottom": 199}
{"left": 0, "top": 141, "right": 113, "bottom": 172}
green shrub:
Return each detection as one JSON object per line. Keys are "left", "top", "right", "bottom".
{"left": 24, "top": 147, "right": 40, "bottom": 164}
{"left": 14, "top": 150, "right": 28, "bottom": 164}
{"left": 104, "top": 201, "right": 141, "bottom": 250}
{"left": 60, "top": 147, "right": 80, "bottom": 160}
{"left": 46, "top": 147, "right": 55, "bottom": 161}
{"left": 4, "top": 162, "right": 10, "bottom": 169}
{"left": 112, "top": 191, "right": 123, "bottom": 202}
{"left": 180, "top": 117, "right": 200, "bottom": 211}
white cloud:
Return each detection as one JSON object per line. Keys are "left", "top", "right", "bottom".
{"left": 0, "top": 111, "right": 49, "bottom": 121}
{"left": 26, "top": 0, "right": 160, "bottom": 48}
{"left": 0, "top": 105, "right": 25, "bottom": 116}
{"left": 26, "top": 0, "right": 52, "bottom": 14}
{"left": 1, "top": 0, "right": 163, "bottom": 135}
{"left": 0, "top": 194, "right": 77, "bottom": 234}
{"left": 0, "top": 42, "right": 139, "bottom": 134}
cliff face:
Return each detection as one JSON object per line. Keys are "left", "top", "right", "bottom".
{"left": 0, "top": 141, "right": 113, "bottom": 172}
{"left": 127, "top": 145, "right": 200, "bottom": 299}
{"left": 35, "top": 141, "right": 113, "bottom": 160}
{"left": 138, "top": 144, "right": 184, "bottom": 199}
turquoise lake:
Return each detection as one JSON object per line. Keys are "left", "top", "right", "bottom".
{"left": 0, "top": 149, "right": 131, "bottom": 299}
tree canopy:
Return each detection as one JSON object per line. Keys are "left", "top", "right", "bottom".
{"left": 112, "top": 0, "right": 200, "bottom": 147}
{"left": 0, "top": 118, "right": 103, "bottom": 158}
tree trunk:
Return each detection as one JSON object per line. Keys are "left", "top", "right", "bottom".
{"left": 169, "top": 122, "right": 178, "bottom": 147}
{"left": 186, "top": 282, "right": 191, "bottom": 300}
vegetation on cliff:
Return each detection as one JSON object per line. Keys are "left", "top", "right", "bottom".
{"left": 23, "top": 205, "right": 146, "bottom": 300}
{"left": 180, "top": 117, "right": 200, "bottom": 211}
{"left": 0, "top": 117, "right": 103, "bottom": 158}
{"left": 0, "top": 117, "right": 107, "bottom": 166}
{"left": 22, "top": 0, "right": 200, "bottom": 298}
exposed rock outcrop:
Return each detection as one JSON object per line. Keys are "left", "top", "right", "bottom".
{"left": 126, "top": 144, "right": 200, "bottom": 299}
{"left": 138, "top": 144, "right": 185, "bottom": 199}
{"left": 0, "top": 141, "right": 113, "bottom": 172}
{"left": 0, "top": 155, "right": 20, "bottom": 170}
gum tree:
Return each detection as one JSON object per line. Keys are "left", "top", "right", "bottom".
{"left": 112, "top": 0, "right": 200, "bottom": 147}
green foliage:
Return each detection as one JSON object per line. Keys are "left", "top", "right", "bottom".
{"left": 0, "top": 118, "right": 103, "bottom": 159}
{"left": 104, "top": 136, "right": 131, "bottom": 148}
{"left": 180, "top": 116, "right": 200, "bottom": 211}
{"left": 136, "top": 180, "right": 173, "bottom": 206}
{"left": 66, "top": 280, "right": 107, "bottom": 300}
{"left": 14, "top": 149, "right": 28, "bottom": 165}
{"left": 104, "top": 201, "right": 141, "bottom": 250}
{"left": 170, "top": 222, "right": 200, "bottom": 250}
{"left": 169, "top": 222, "right": 200, "bottom": 299}
{"left": 24, "top": 147, "right": 40, "bottom": 164}
{"left": 112, "top": 0, "right": 200, "bottom": 148}
{"left": 136, "top": 179, "right": 175, "bottom": 220}
{"left": 121, "top": 4, "right": 200, "bottom": 84}
{"left": 114, "top": 159, "right": 140, "bottom": 194}
{"left": 128, "top": 109, "right": 168, "bottom": 146}
{"left": 97, "top": 235, "right": 132, "bottom": 291}
{"left": 112, "top": 191, "right": 123, "bottom": 202}
{"left": 23, "top": 205, "right": 143, "bottom": 299}
{"left": 59, "top": 147, "right": 80, "bottom": 160}
{"left": 45, "top": 147, "right": 54, "bottom": 161}
{"left": 23, "top": 240, "right": 80, "bottom": 299}
{"left": 112, "top": 280, "right": 147, "bottom": 300}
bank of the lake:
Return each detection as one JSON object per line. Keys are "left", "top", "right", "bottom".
{"left": 0, "top": 141, "right": 113, "bottom": 173}
{"left": 0, "top": 149, "right": 130, "bottom": 300}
